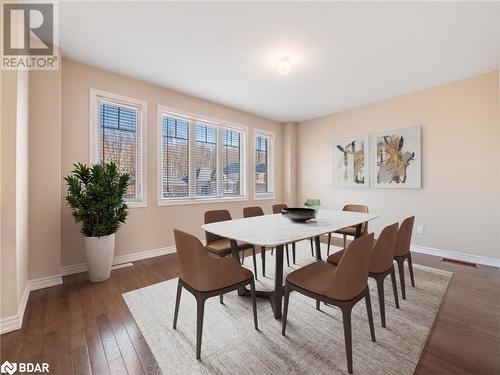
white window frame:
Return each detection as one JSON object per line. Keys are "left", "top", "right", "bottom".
{"left": 89, "top": 88, "right": 147, "bottom": 208}
{"left": 157, "top": 105, "right": 248, "bottom": 206}
{"left": 254, "top": 128, "right": 276, "bottom": 200}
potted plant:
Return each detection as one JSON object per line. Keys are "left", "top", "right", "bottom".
{"left": 64, "top": 161, "right": 129, "bottom": 282}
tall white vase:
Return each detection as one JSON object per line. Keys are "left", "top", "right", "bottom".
{"left": 84, "top": 233, "right": 115, "bottom": 282}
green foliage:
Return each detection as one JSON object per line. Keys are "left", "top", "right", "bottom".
{"left": 64, "top": 161, "right": 129, "bottom": 237}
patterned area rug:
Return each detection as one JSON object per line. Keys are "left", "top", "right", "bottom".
{"left": 123, "top": 242, "right": 452, "bottom": 374}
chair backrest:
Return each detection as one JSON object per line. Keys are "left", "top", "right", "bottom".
{"left": 343, "top": 204, "right": 369, "bottom": 234}
{"left": 243, "top": 206, "right": 264, "bottom": 218}
{"left": 395, "top": 216, "right": 415, "bottom": 257}
{"left": 370, "top": 223, "right": 399, "bottom": 273}
{"left": 272, "top": 204, "right": 287, "bottom": 214}
{"left": 326, "top": 233, "right": 375, "bottom": 301}
{"left": 174, "top": 229, "right": 212, "bottom": 290}
{"left": 204, "top": 210, "right": 232, "bottom": 245}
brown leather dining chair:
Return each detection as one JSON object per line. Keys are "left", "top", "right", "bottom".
{"left": 328, "top": 223, "right": 400, "bottom": 328}
{"left": 272, "top": 203, "right": 314, "bottom": 261}
{"left": 394, "top": 216, "right": 416, "bottom": 300}
{"left": 204, "top": 210, "right": 258, "bottom": 280}
{"left": 173, "top": 229, "right": 258, "bottom": 360}
{"left": 327, "top": 204, "right": 369, "bottom": 256}
{"left": 243, "top": 206, "right": 291, "bottom": 276}
{"left": 282, "top": 233, "right": 376, "bottom": 374}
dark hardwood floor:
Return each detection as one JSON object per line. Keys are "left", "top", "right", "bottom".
{"left": 1, "top": 240, "right": 499, "bottom": 374}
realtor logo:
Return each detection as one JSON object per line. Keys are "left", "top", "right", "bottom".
{"left": 0, "top": 361, "right": 17, "bottom": 375}
{"left": 1, "top": 1, "right": 59, "bottom": 70}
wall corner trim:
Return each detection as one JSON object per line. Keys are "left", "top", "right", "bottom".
{"left": 0, "top": 275, "right": 62, "bottom": 335}
{"left": 411, "top": 244, "right": 500, "bottom": 268}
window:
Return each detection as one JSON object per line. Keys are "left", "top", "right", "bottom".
{"left": 90, "top": 89, "right": 146, "bottom": 207}
{"left": 255, "top": 130, "right": 274, "bottom": 198}
{"left": 158, "top": 106, "right": 247, "bottom": 204}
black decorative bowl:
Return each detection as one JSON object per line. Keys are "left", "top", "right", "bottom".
{"left": 281, "top": 208, "right": 316, "bottom": 223}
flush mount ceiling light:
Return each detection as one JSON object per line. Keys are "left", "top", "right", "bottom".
{"left": 278, "top": 58, "right": 291, "bottom": 75}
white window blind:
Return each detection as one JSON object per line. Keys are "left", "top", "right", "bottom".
{"left": 255, "top": 131, "right": 274, "bottom": 196}
{"left": 93, "top": 92, "right": 145, "bottom": 205}
{"left": 159, "top": 110, "right": 247, "bottom": 203}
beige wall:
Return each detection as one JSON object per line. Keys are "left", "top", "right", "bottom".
{"left": 297, "top": 71, "right": 500, "bottom": 260}
{"left": 282, "top": 122, "right": 298, "bottom": 206}
{"left": 28, "top": 68, "right": 62, "bottom": 279}
{"left": 0, "top": 68, "right": 30, "bottom": 319}
{"left": 61, "top": 58, "right": 283, "bottom": 267}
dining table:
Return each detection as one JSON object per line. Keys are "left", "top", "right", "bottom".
{"left": 202, "top": 209, "right": 379, "bottom": 319}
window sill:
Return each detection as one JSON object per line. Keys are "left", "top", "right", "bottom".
{"left": 126, "top": 201, "right": 148, "bottom": 209}
{"left": 254, "top": 194, "right": 276, "bottom": 201}
{"left": 157, "top": 196, "right": 249, "bottom": 207}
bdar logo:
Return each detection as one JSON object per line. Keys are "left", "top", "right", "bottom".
{"left": 0, "top": 361, "right": 17, "bottom": 375}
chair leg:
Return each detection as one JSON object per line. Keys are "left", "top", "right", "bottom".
{"left": 285, "top": 244, "right": 290, "bottom": 267}
{"left": 241, "top": 250, "right": 245, "bottom": 265}
{"left": 408, "top": 252, "right": 415, "bottom": 287}
{"left": 249, "top": 278, "right": 258, "bottom": 330}
{"left": 310, "top": 238, "right": 314, "bottom": 256}
{"left": 375, "top": 277, "right": 386, "bottom": 328}
{"left": 261, "top": 246, "right": 266, "bottom": 277}
{"left": 343, "top": 235, "right": 347, "bottom": 249}
{"left": 365, "top": 289, "right": 376, "bottom": 342}
{"left": 396, "top": 258, "right": 406, "bottom": 300}
{"left": 219, "top": 294, "right": 224, "bottom": 304}
{"left": 327, "top": 233, "right": 332, "bottom": 256}
{"left": 173, "top": 280, "right": 182, "bottom": 329}
{"left": 390, "top": 267, "right": 400, "bottom": 309}
{"left": 316, "top": 299, "right": 320, "bottom": 311}
{"left": 271, "top": 248, "right": 274, "bottom": 256}
{"left": 251, "top": 247, "right": 258, "bottom": 280}
{"left": 292, "top": 242, "right": 296, "bottom": 264}
{"left": 341, "top": 306, "right": 353, "bottom": 374}
{"left": 282, "top": 284, "right": 291, "bottom": 335}
{"left": 196, "top": 296, "right": 206, "bottom": 360}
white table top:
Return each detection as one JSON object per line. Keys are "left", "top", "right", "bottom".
{"left": 202, "top": 209, "right": 379, "bottom": 247}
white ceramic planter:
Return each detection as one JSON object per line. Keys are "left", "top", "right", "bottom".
{"left": 84, "top": 233, "right": 115, "bottom": 282}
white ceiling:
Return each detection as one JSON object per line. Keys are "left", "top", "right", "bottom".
{"left": 59, "top": 2, "right": 500, "bottom": 123}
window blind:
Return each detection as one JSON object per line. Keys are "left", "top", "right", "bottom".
{"left": 160, "top": 112, "right": 246, "bottom": 201}
{"left": 255, "top": 133, "right": 274, "bottom": 195}
{"left": 96, "top": 98, "right": 143, "bottom": 201}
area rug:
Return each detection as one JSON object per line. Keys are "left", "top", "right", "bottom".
{"left": 123, "top": 242, "right": 452, "bottom": 375}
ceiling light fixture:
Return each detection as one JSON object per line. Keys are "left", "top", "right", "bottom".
{"left": 278, "top": 58, "right": 291, "bottom": 75}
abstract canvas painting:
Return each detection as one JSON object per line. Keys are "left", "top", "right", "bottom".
{"left": 372, "top": 126, "right": 421, "bottom": 188}
{"left": 333, "top": 135, "right": 369, "bottom": 187}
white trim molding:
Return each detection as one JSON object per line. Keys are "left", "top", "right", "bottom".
{"left": 1, "top": 275, "right": 62, "bottom": 335}
{"left": 411, "top": 244, "right": 500, "bottom": 268}
{"left": 60, "top": 245, "right": 177, "bottom": 276}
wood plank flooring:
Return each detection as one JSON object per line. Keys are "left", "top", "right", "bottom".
{"left": 1, "top": 242, "right": 499, "bottom": 374}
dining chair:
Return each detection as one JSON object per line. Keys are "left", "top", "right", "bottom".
{"left": 282, "top": 233, "right": 376, "bottom": 374}
{"left": 243, "top": 206, "right": 291, "bottom": 276}
{"left": 394, "top": 216, "right": 416, "bottom": 300}
{"left": 173, "top": 229, "right": 258, "bottom": 359}
{"left": 327, "top": 204, "right": 369, "bottom": 255}
{"left": 304, "top": 199, "right": 320, "bottom": 258}
{"left": 328, "top": 223, "right": 400, "bottom": 327}
{"left": 204, "top": 210, "right": 258, "bottom": 281}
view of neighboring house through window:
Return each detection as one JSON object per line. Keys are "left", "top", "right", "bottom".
{"left": 223, "top": 129, "right": 241, "bottom": 196}
{"left": 195, "top": 124, "right": 218, "bottom": 196}
{"left": 92, "top": 90, "right": 146, "bottom": 205}
{"left": 159, "top": 108, "right": 246, "bottom": 203}
{"left": 255, "top": 131, "right": 274, "bottom": 196}
{"left": 162, "top": 116, "right": 189, "bottom": 198}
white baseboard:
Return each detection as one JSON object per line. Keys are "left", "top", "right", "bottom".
{"left": 411, "top": 244, "right": 500, "bottom": 268}
{"left": 1, "top": 275, "right": 62, "bottom": 335}
{"left": 60, "top": 245, "right": 177, "bottom": 276}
